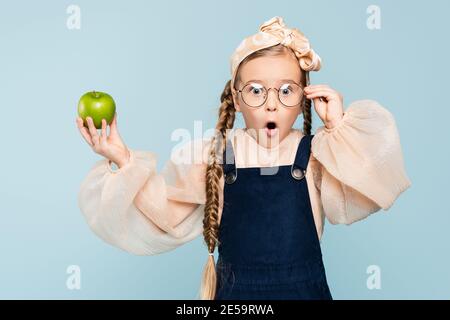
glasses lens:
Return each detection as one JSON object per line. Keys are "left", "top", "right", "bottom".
{"left": 241, "top": 82, "right": 303, "bottom": 107}
{"left": 241, "top": 83, "right": 267, "bottom": 107}
{"left": 279, "top": 83, "right": 303, "bottom": 107}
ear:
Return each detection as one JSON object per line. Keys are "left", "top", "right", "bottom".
{"left": 232, "top": 89, "right": 241, "bottom": 112}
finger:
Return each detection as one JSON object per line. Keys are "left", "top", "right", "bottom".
{"left": 305, "top": 84, "right": 331, "bottom": 90}
{"left": 86, "top": 117, "right": 100, "bottom": 145}
{"left": 305, "top": 86, "right": 342, "bottom": 100}
{"left": 305, "top": 90, "right": 339, "bottom": 101}
{"left": 305, "top": 87, "right": 335, "bottom": 95}
{"left": 312, "top": 97, "right": 326, "bottom": 105}
{"left": 110, "top": 112, "right": 118, "bottom": 135}
{"left": 77, "top": 116, "right": 91, "bottom": 130}
{"left": 76, "top": 117, "right": 93, "bottom": 147}
{"left": 101, "top": 119, "right": 107, "bottom": 144}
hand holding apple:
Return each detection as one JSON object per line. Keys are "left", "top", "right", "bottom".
{"left": 76, "top": 92, "right": 130, "bottom": 168}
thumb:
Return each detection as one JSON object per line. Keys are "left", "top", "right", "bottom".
{"left": 313, "top": 98, "right": 326, "bottom": 120}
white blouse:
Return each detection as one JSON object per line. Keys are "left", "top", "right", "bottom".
{"left": 78, "top": 99, "right": 412, "bottom": 255}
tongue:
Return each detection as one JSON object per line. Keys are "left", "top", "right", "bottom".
{"left": 265, "top": 126, "right": 278, "bottom": 137}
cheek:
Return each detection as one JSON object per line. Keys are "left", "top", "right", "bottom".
{"left": 241, "top": 109, "right": 265, "bottom": 125}
{"left": 280, "top": 108, "right": 301, "bottom": 122}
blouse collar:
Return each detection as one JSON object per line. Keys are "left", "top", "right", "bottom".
{"left": 230, "top": 128, "right": 303, "bottom": 168}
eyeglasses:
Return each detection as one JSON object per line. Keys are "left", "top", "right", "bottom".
{"left": 235, "top": 81, "right": 304, "bottom": 108}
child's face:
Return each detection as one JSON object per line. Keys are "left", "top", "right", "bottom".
{"left": 232, "top": 53, "right": 303, "bottom": 149}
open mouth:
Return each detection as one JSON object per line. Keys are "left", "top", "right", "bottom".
{"left": 265, "top": 121, "right": 278, "bottom": 137}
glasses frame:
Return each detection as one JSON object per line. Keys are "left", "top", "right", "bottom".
{"left": 235, "top": 81, "right": 305, "bottom": 108}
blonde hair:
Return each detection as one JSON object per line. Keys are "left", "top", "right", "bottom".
{"left": 199, "top": 44, "right": 313, "bottom": 300}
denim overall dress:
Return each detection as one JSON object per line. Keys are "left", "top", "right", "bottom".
{"left": 214, "top": 134, "right": 333, "bottom": 300}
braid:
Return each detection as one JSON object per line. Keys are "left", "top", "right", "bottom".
{"left": 199, "top": 79, "right": 235, "bottom": 300}
{"left": 302, "top": 71, "right": 312, "bottom": 135}
{"left": 303, "top": 98, "right": 312, "bottom": 135}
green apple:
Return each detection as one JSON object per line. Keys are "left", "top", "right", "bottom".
{"left": 78, "top": 91, "right": 116, "bottom": 129}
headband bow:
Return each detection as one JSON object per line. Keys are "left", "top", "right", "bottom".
{"left": 230, "top": 16, "right": 322, "bottom": 91}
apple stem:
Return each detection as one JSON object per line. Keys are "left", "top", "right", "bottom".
{"left": 93, "top": 90, "right": 99, "bottom": 98}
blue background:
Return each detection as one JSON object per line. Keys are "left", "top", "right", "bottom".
{"left": 0, "top": 0, "right": 448, "bottom": 299}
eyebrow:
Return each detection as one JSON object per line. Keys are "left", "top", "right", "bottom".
{"left": 244, "top": 79, "right": 299, "bottom": 85}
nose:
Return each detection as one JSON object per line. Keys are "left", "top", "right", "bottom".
{"left": 265, "top": 88, "right": 279, "bottom": 111}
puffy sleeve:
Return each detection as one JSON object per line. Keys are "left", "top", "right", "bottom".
{"left": 77, "top": 139, "right": 209, "bottom": 255}
{"left": 310, "top": 99, "right": 412, "bottom": 225}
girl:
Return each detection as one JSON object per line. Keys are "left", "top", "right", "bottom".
{"left": 76, "top": 16, "right": 411, "bottom": 300}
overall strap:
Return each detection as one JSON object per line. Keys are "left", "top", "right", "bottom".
{"left": 222, "top": 138, "right": 237, "bottom": 184}
{"left": 291, "top": 134, "right": 314, "bottom": 180}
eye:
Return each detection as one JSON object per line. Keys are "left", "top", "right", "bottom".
{"left": 280, "top": 84, "right": 293, "bottom": 95}
{"left": 252, "top": 87, "right": 263, "bottom": 95}
{"left": 245, "top": 83, "right": 264, "bottom": 95}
